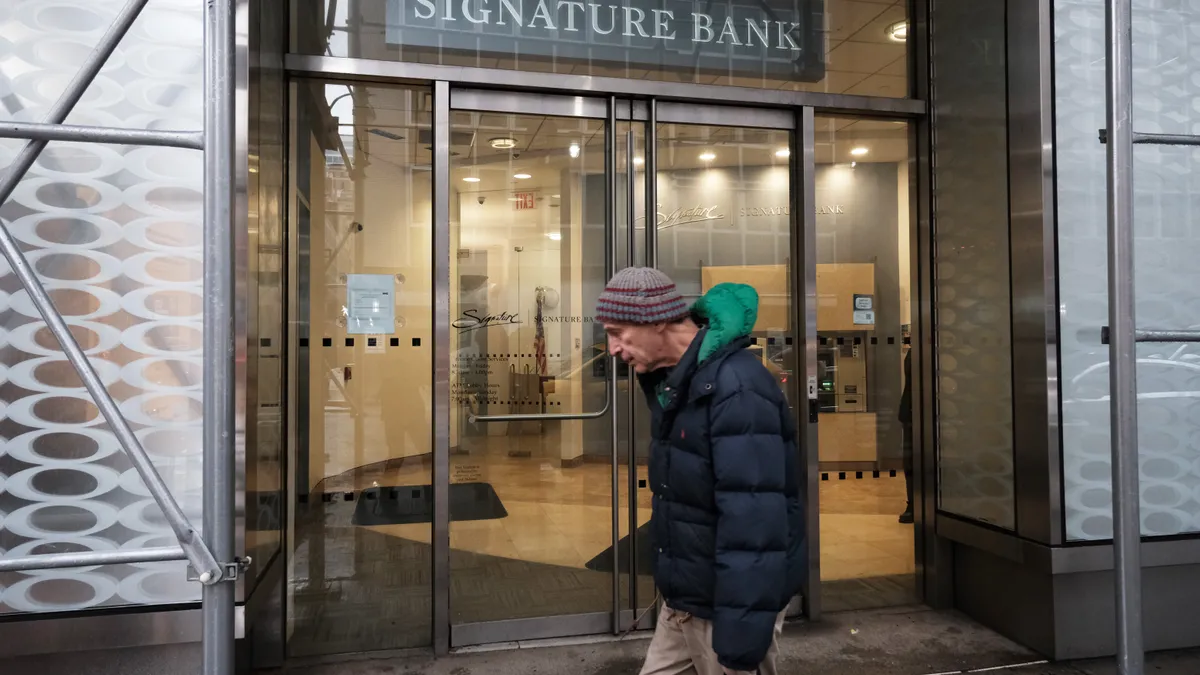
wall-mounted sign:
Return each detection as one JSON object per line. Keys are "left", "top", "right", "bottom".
{"left": 637, "top": 203, "right": 725, "bottom": 230}
{"left": 388, "top": 0, "right": 824, "bottom": 81}
{"left": 512, "top": 192, "right": 536, "bottom": 210}
{"left": 740, "top": 204, "right": 847, "bottom": 217}
{"left": 852, "top": 309, "right": 875, "bottom": 326}
{"left": 853, "top": 294, "right": 873, "bottom": 311}
{"left": 346, "top": 274, "right": 396, "bottom": 335}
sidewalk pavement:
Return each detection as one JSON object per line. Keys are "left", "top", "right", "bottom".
{"left": 284, "top": 605, "right": 1200, "bottom": 675}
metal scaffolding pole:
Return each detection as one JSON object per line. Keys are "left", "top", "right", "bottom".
{"left": 203, "top": 0, "right": 239, "bottom": 672}
{"left": 1104, "top": 0, "right": 1144, "bottom": 673}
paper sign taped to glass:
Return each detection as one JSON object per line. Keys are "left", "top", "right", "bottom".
{"left": 346, "top": 274, "right": 396, "bottom": 335}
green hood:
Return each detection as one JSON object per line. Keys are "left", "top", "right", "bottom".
{"left": 692, "top": 283, "right": 759, "bottom": 362}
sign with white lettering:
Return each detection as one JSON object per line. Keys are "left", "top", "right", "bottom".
{"left": 387, "top": 0, "right": 824, "bottom": 81}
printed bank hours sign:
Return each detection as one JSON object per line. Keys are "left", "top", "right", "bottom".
{"left": 387, "top": 0, "right": 824, "bottom": 81}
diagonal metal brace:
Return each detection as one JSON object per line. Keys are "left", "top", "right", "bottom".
{"left": 0, "top": 0, "right": 223, "bottom": 585}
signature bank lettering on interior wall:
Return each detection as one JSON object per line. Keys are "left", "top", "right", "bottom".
{"left": 388, "top": 0, "right": 824, "bottom": 80}
{"left": 454, "top": 309, "right": 595, "bottom": 332}
{"left": 740, "top": 204, "right": 845, "bottom": 216}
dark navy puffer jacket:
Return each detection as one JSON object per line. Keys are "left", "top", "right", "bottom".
{"left": 638, "top": 283, "right": 805, "bottom": 672}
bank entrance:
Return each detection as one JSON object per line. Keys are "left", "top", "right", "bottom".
{"left": 284, "top": 74, "right": 918, "bottom": 657}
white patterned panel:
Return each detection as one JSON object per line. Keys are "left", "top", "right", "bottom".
{"left": 0, "top": 0, "right": 204, "bottom": 612}
{"left": 1057, "top": 0, "right": 1200, "bottom": 540}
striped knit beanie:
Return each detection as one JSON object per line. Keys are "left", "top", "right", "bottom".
{"left": 595, "top": 267, "right": 690, "bottom": 325}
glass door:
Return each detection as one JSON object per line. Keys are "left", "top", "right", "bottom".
{"left": 642, "top": 104, "right": 809, "bottom": 618}
{"left": 444, "top": 91, "right": 631, "bottom": 645}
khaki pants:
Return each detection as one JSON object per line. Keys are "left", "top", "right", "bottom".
{"left": 639, "top": 605, "right": 785, "bottom": 675}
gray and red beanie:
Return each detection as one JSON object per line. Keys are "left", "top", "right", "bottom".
{"left": 594, "top": 267, "right": 690, "bottom": 325}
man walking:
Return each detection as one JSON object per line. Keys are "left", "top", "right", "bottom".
{"left": 595, "top": 268, "right": 805, "bottom": 675}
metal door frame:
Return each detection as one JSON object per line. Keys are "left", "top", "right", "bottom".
{"left": 437, "top": 86, "right": 625, "bottom": 649}
{"left": 432, "top": 87, "right": 812, "bottom": 650}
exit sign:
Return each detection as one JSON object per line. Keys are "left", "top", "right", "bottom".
{"left": 512, "top": 192, "right": 536, "bottom": 210}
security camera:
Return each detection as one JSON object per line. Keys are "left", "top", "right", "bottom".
{"left": 477, "top": 195, "right": 487, "bottom": 205}
{"left": 511, "top": 151, "right": 521, "bottom": 160}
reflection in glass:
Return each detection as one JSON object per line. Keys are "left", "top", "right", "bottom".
{"left": 812, "top": 115, "right": 917, "bottom": 611}
{"left": 447, "top": 109, "right": 620, "bottom": 624}
{"left": 292, "top": 0, "right": 910, "bottom": 99}
{"left": 1056, "top": 0, "right": 1200, "bottom": 540}
{"left": 287, "top": 81, "right": 433, "bottom": 655}
{"left": 929, "top": 0, "right": 1015, "bottom": 530}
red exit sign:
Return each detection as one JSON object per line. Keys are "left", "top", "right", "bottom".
{"left": 512, "top": 192, "right": 536, "bottom": 210}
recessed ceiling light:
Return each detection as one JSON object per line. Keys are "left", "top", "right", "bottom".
{"left": 513, "top": 173, "right": 531, "bottom": 180}
{"left": 552, "top": 194, "right": 561, "bottom": 199}
{"left": 569, "top": 142, "right": 581, "bottom": 158}
{"left": 699, "top": 152, "right": 716, "bottom": 162}
{"left": 633, "top": 157, "right": 645, "bottom": 165}
{"left": 887, "top": 21, "right": 907, "bottom": 42}
{"left": 775, "top": 148, "right": 791, "bottom": 158}
{"left": 490, "top": 137, "right": 517, "bottom": 149}
{"left": 462, "top": 176, "right": 480, "bottom": 183}
{"left": 546, "top": 232, "right": 562, "bottom": 241}
{"left": 850, "top": 147, "right": 869, "bottom": 156}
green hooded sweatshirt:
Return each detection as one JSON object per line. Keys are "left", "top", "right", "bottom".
{"left": 655, "top": 282, "right": 759, "bottom": 406}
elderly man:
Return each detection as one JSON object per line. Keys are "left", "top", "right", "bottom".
{"left": 595, "top": 267, "right": 805, "bottom": 675}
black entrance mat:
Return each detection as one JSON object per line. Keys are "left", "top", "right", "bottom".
{"left": 350, "top": 482, "right": 508, "bottom": 526}
{"left": 585, "top": 522, "right": 657, "bottom": 573}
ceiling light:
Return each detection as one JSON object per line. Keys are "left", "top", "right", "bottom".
{"left": 699, "top": 152, "right": 716, "bottom": 162}
{"left": 775, "top": 148, "right": 790, "bottom": 158}
{"left": 633, "top": 157, "right": 644, "bottom": 165}
{"left": 850, "top": 147, "right": 869, "bottom": 156}
{"left": 887, "top": 21, "right": 907, "bottom": 42}
{"left": 569, "top": 142, "right": 581, "bottom": 158}
{"left": 490, "top": 137, "right": 517, "bottom": 149}
{"left": 462, "top": 176, "right": 480, "bottom": 183}
{"left": 513, "top": 173, "right": 531, "bottom": 180}
{"left": 546, "top": 232, "right": 562, "bottom": 241}
{"left": 552, "top": 194, "right": 561, "bottom": 198}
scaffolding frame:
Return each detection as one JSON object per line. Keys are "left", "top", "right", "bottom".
{"left": 1099, "top": 0, "right": 1200, "bottom": 672}
{"left": 0, "top": 1, "right": 239, "bottom": 673}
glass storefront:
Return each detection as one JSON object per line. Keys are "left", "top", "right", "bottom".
{"left": 1, "top": 0, "right": 929, "bottom": 662}
{"left": 280, "top": 72, "right": 921, "bottom": 654}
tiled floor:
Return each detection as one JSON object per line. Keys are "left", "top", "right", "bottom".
{"left": 289, "top": 433, "right": 917, "bottom": 656}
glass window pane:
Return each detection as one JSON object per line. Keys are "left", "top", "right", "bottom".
{"left": 291, "top": 0, "right": 911, "bottom": 99}
{"left": 447, "top": 109, "right": 615, "bottom": 624}
{"left": 286, "top": 81, "right": 433, "bottom": 654}
{"left": 1057, "top": 0, "right": 1200, "bottom": 540}
{"left": 813, "top": 115, "right": 917, "bottom": 610}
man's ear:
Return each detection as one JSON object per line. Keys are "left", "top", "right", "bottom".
{"left": 654, "top": 322, "right": 669, "bottom": 334}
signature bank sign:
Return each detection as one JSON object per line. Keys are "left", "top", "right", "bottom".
{"left": 387, "top": 0, "right": 824, "bottom": 81}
